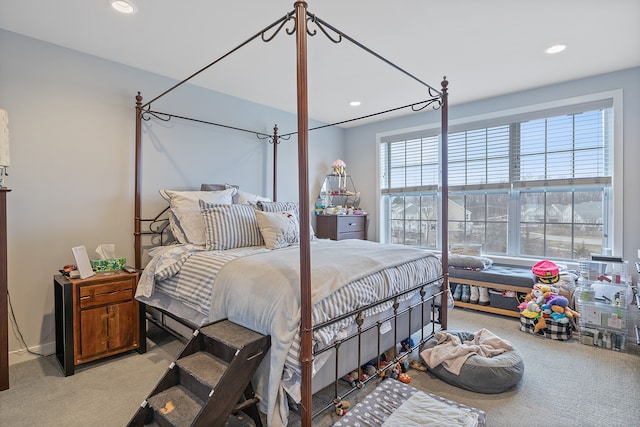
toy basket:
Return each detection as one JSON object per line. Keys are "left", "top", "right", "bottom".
{"left": 519, "top": 314, "right": 573, "bottom": 341}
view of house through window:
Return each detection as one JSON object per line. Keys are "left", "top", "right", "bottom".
{"left": 379, "top": 99, "right": 614, "bottom": 261}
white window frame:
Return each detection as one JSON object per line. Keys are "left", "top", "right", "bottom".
{"left": 376, "top": 90, "right": 624, "bottom": 264}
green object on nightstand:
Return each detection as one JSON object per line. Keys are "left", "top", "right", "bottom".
{"left": 90, "top": 257, "right": 126, "bottom": 271}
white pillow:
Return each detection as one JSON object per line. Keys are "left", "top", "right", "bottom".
{"left": 167, "top": 209, "right": 189, "bottom": 244}
{"left": 199, "top": 200, "right": 264, "bottom": 250}
{"left": 160, "top": 188, "right": 236, "bottom": 244}
{"left": 235, "top": 189, "right": 271, "bottom": 206}
{"left": 160, "top": 188, "right": 236, "bottom": 208}
{"left": 255, "top": 210, "right": 300, "bottom": 249}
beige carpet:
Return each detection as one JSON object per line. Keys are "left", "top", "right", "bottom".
{"left": 290, "top": 307, "right": 640, "bottom": 427}
{"left": 1, "top": 308, "right": 638, "bottom": 426}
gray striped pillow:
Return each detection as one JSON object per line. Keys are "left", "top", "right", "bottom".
{"left": 257, "top": 201, "right": 298, "bottom": 213}
{"left": 199, "top": 200, "right": 264, "bottom": 250}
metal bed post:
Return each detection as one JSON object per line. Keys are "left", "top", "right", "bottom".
{"left": 440, "top": 77, "right": 449, "bottom": 329}
{"left": 272, "top": 125, "right": 279, "bottom": 202}
{"left": 294, "top": 2, "right": 313, "bottom": 426}
{"left": 134, "top": 92, "right": 143, "bottom": 270}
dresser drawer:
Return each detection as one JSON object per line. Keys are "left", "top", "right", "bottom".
{"left": 316, "top": 214, "right": 367, "bottom": 240}
{"left": 79, "top": 279, "right": 134, "bottom": 309}
{"left": 336, "top": 215, "right": 366, "bottom": 233}
{"left": 337, "top": 231, "right": 365, "bottom": 240}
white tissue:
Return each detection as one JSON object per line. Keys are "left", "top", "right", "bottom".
{"left": 95, "top": 243, "right": 116, "bottom": 260}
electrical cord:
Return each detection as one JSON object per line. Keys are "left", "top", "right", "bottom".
{"left": 7, "top": 290, "right": 53, "bottom": 357}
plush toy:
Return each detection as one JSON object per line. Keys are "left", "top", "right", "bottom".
{"left": 548, "top": 295, "right": 580, "bottom": 320}
{"left": 388, "top": 362, "right": 401, "bottom": 379}
{"left": 550, "top": 295, "right": 568, "bottom": 308}
{"left": 398, "top": 372, "right": 411, "bottom": 383}
{"left": 335, "top": 400, "right": 350, "bottom": 416}
{"left": 540, "top": 302, "right": 553, "bottom": 318}
{"left": 401, "top": 337, "right": 415, "bottom": 353}
{"left": 564, "top": 306, "right": 580, "bottom": 319}
{"left": 522, "top": 300, "right": 541, "bottom": 318}
{"left": 531, "top": 288, "right": 546, "bottom": 305}
{"left": 533, "top": 314, "right": 547, "bottom": 333}
{"left": 342, "top": 372, "right": 358, "bottom": 387}
{"left": 363, "top": 364, "right": 376, "bottom": 378}
{"left": 408, "top": 359, "right": 427, "bottom": 372}
{"left": 518, "top": 300, "right": 529, "bottom": 312}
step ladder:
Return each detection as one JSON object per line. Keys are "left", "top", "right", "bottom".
{"left": 128, "top": 319, "right": 271, "bottom": 427}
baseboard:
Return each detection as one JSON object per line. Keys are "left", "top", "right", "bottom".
{"left": 9, "top": 341, "right": 56, "bottom": 365}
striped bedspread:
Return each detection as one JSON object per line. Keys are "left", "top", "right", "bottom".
{"left": 136, "top": 239, "right": 441, "bottom": 427}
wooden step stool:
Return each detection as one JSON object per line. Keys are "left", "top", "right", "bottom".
{"left": 128, "top": 319, "right": 271, "bottom": 427}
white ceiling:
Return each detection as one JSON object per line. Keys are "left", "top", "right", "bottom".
{"left": 1, "top": 0, "right": 639, "bottom": 126}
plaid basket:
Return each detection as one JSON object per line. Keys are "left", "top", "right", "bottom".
{"left": 519, "top": 314, "right": 573, "bottom": 341}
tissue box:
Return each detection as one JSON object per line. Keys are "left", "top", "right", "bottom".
{"left": 90, "top": 257, "right": 126, "bottom": 272}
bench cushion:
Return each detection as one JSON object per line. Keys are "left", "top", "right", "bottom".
{"left": 449, "top": 264, "right": 536, "bottom": 290}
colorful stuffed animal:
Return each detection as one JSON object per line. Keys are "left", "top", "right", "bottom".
{"left": 534, "top": 315, "right": 547, "bottom": 333}
{"left": 531, "top": 288, "right": 546, "bottom": 305}
{"left": 521, "top": 300, "right": 541, "bottom": 318}
{"left": 548, "top": 295, "right": 580, "bottom": 320}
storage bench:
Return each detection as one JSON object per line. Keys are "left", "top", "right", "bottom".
{"left": 449, "top": 264, "right": 536, "bottom": 318}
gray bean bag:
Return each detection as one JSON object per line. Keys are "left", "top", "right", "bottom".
{"left": 419, "top": 331, "right": 524, "bottom": 394}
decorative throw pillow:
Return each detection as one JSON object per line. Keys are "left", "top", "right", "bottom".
{"left": 199, "top": 200, "right": 264, "bottom": 250}
{"left": 255, "top": 210, "right": 300, "bottom": 249}
{"left": 257, "top": 201, "right": 298, "bottom": 213}
{"left": 234, "top": 189, "right": 271, "bottom": 206}
{"left": 160, "top": 188, "right": 236, "bottom": 244}
{"left": 201, "top": 183, "right": 240, "bottom": 203}
{"left": 448, "top": 254, "right": 494, "bottom": 270}
{"left": 256, "top": 201, "right": 317, "bottom": 240}
{"left": 200, "top": 183, "right": 234, "bottom": 191}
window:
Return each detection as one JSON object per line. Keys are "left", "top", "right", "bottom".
{"left": 379, "top": 97, "right": 615, "bottom": 260}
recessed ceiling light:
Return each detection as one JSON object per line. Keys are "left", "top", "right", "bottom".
{"left": 349, "top": 101, "right": 361, "bottom": 107}
{"left": 545, "top": 44, "right": 567, "bottom": 54}
{"left": 110, "top": 0, "right": 137, "bottom": 14}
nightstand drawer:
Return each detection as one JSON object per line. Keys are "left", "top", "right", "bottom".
{"left": 336, "top": 216, "right": 366, "bottom": 233}
{"left": 79, "top": 280, "right": 134, "bottom": 309}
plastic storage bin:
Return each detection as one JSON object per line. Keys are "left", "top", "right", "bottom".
{"left": 576, "top": 259, "right": 633, "bottom": 351}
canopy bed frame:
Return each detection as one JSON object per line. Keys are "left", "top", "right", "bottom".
{"left": 133, "top": 2, "right": 449, "bottom": 425}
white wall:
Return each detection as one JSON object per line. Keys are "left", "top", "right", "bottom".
{"left": 0, "top": 29, "right": 344, "bottom": 361}
{"left": 344, "top": 67, "right": 640, "bottom": 280}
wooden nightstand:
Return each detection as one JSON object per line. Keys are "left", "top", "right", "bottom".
{"left": 315, "top": 214, "right": 367, "bottom": 240}
{"left": 54, "top": 271, "right": 146, "bottom": 376}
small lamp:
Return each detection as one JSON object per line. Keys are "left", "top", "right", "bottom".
{"left": 0, "top": 109, "right": 9, "bottom": 188}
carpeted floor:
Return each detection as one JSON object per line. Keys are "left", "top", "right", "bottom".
{"left": 287, "top": 307, "right": 640, "bottom": 427}
{"left": 1, "top": 307, "right": 639, "bottom": 426}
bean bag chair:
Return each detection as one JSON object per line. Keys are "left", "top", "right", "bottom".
{"left": 419, "top": 330, "right": 524, "bottom": 394}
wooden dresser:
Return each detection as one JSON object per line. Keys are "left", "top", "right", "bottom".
{"left": 54, "top": 271, "right": 146, "bottom": 376}
{"left": 315, "top": 214, "right": 367, "bottom": 241}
